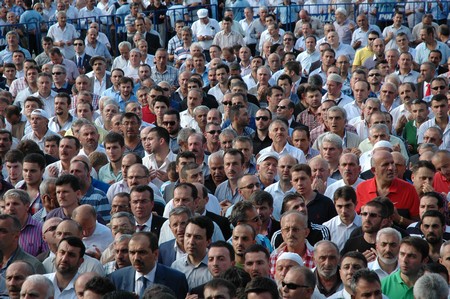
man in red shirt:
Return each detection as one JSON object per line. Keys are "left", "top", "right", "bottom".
{"left": 432, "top": 150, "right": 450, "bottom": 194}
{"left": 356, "top": 150, "right": 420, "bottom": 227}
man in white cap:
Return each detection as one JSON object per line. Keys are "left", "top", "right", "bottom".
{"left": 322, "top": 73, "right": 353, "bottom": 107}
{"left": 359, "top": 139, "right": 393, "bottom": 172}
{"left": 191, "top": 9, "right": 220, "bottom": 52}
{"left": 274, "top": 252, "right": 304, "bottom": 285}
{"left": 22, "top": 109, "right": 58, "bottom": 151}
{"left": 256, "top": 152, "right": 279, "bottom": 189}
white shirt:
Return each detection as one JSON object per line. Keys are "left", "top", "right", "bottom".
{"left": 82, "top": 221, "right": 114, "bottom": 252}
{"left": 134, "top": 263, "right": 157, "bottom": 296}
{"left": 264, "top": 182, "right": 295, "bottom": 221}
{"left": 180, "top": 110, "right": 201, "bottom": 132}
{"left": 260, "top": 143, "right": 307, "bottom": 164}
{"left": 296, "top": 50, "right": 320, "bottom": 74}
{"left": 32, "top": 90, "right": 58, "bottom": 117}
{"left": 208, "top": 84, "right": 226, "bottom": 104}
{"left": 106, "top": 179, "right": 165, "bottom": 206}
{"left": 324, "top": 178, "right": 365, "bottom": 199}
{"left": 143, "top": 150, "right": 177, "bottom": 188}
{"left": 158, "top": 218, "right": 224, "bottom": 245}
{"left": 22, "top": 129, "right": 58, "bottom": 151}
{"left": 323, "top": 214, "right": 362, "bottom": 251}
{"left": 418, "top": 116, "right": 450, "bottom": 150}
{"left": 47, "top": 22, "right": 79, "bottom": 59}
{"left": 44, "top": 272, "right": 78, "bottom": 299}
{"left": 368, "top": 258, "right": 399, "bottom": 280}
{"left": 163, "top": 194, "right": 221, "bottom": 218}
{"left": 343, "top": 101, "right": 362, "bottom": 121}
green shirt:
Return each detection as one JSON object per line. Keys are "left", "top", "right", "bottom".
{"left": 98, "top": 163, "right": 123, "bottom": 184}
{"left": 381, "top": 270, "right": 414, "bottom": 299}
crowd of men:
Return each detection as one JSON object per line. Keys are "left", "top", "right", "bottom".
{"left": 1, "top": 0, "right": 450, "bottom": 298}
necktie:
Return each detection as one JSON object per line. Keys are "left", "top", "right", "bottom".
{"left": 77, "top": 56, "right": 82, "bottom": 68}
{"left": 140, "top": 276, "right": 148, "bottom": 297}
{"left": 425, "top": 83, "right": 431, "bottom": 97}
{"left": 137, "top": 224, "right": 146, "bottom": 232}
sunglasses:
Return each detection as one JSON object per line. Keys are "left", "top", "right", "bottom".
{"left": 240, "top": 182, "right": 260, "bottom": 190}
{"left": 222, "top": 101, "right": 232, "bottom": 106}
{"left": 369, "top": 73, "right": 381, "bottom": 77}
{"left": 73, "top": 43, "right": 83, "bottom": 46}
{"left": 52, "top": 72, "right": 63, "bottom": 75}
{"left": 281, "top": 281, "right": 311, "bottom": 290}
{"left": 277, "top": 105, "right": 287, "bottom": 110}
{"left": 255, "top": 116, "right": 270, "bottom": 121}
{"left": 432, "top": 86, "right": 446, "bottom": 90}
{"left": 207, "top": 130, "right": 222, "bottom": 135}
{"left": 368, "top": 37, "right": 376, "bottom": 41}
{"left": 360, "top": 212, "right": 381, "bottom": 218}
{"left": 162, "top": 121, "right": 176, "bottom": 126}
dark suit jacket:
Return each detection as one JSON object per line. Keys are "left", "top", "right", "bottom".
{"left": 417, "top": 81, "right": 426, "bottom": 101}
{"left": 150, "top": 215, "right": 167, "bottom": 240}
{"left": 206, "top": 211, "right": 231, "bottom": 240}
{"left": 145, "top": 32, "right": 161, "bottom": 55}
{"left": 71, "top": 53, "right": 93, "bottom": 73}
{"left": 158, "top": 239, "right": 177, "bottom": 266}
{"left": 108, "top": 264, "right": 188, "bottom": 299}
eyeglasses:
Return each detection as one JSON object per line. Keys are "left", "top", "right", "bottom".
{"left": 222, "top": 101, "right": 232, "bottom": 106}
{"left": 336, "top": 61, "right": 349, "bottom": 64}
{"left": 369, "top": 73, "right": 381, "bottom": 77}
{"left": 52, "top": 72, "right": 63, "bottom": 75}
{"left": 240, "top": 182, "right": 261, "bottom": 190}
{"left": 281, "top": 281, "right": 311, "bottom": 290}
{"left": 44, "top": 225, "right": 58, "bottom": 234}
{"left": 162, "top": 87, "right": 170, "bottom": 92}
{"left": 207, "top": 130, "right": 222, "bottom": 135}
{"left": 162, "top": 121, "right": 176, "bottom": 126}
{"left": 283, "top": 38, "right": 293, "bottom": 41}
{"left": 73, "top": 43, "right": 83, "bottom": 46}
{"left": 360, "top": 212, "right": 382, "bottom": 218}
{"left": 255, "top": 116, "right": 269, "bottom": 121}
{"left": 432, "top": 86, "right": 446, "bottom": 90}
{"left": 277, "top": 105, "right": 287, "bottom": 110}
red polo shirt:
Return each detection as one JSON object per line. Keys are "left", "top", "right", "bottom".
{"left": 356, "top": 178, "right": 419, "bottom": 218}
{"left": 433, "top": 172, "right": 450, "bottom": 194}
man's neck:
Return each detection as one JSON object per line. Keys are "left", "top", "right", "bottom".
{"left": 318, "top": 273, "right": 338, "bottom": 290}
{"left": 125, "top": 136, "right": 140, "bottom": 148}
{"left": 156, "top": 64, "right": 167, "bottom": 72}
{"left": 8, "top": 45, "right": 19, "bottom": 52}
{"left": 272, "top": 141, "right": 287, "bottom": 153}
{"left": 363, "top": 232, "right": 377, "bottom": 244}
{"left": 399, "top": 67, "right": 411, "bottom": 75}
{"left": 63, "top": 204, "right": 78, "bottom": 218}
{"left": 279, "top": 179, "right": 292, "bottom": 192}
{"left": 257, "top": 129, "right": 268, "bottom": 140}
{"left": 207, "top": 141, "right": 220, "bottom": 153}
{"left": 55, "top": 271, "right": 77, "bottom": 291}
{"left": 259, "top": 176, "right": 272, "bottom": 188}
{"left": 57, "top": 113, "right": 70, "bottom": 124}
{"left": 95, "top": 72, "right": 105, "bottom": 81}
{"left": 231, "top": 122, "right": 244, "bottom": 135}
{"left": 2, "top": 245, "right": 18, "bottom": 265}
{"left": 155, "top": 147, "right": 170, "bottom": 164}
{"left": 83, "top": 146, "right": 96, "bottom": 156}
{"left": 188, "top": 252, "right": 206, "bottom": 266}
{"left": 378, "top": 258, "right": 398, "bottom": 274}
{"left": 34, "top": 128, "right": 47, "bottom": 139}
{"left": 400, "top": 272, "right": 419, "bottom": 287}
{"left": 287, "top": 242, "right": 306, "bottom": 256}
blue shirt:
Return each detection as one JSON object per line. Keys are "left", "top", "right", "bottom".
{"left": 19, "top": 9, "right": 44, "bottom": 32}
{"left": 80, "top": 185, "right": 111, "bottom": 223}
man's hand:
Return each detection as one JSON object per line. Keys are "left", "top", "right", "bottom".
{"left": 48, "top": 166, "right": 59, "bottom": 177}
{"left": 311, "top": 177, "right": 326, "bottom": 194}
{"left": 421, "top": 182, "right": 434, "bottom": 194}
{"left": 362, "top": 248, "right": 377, "bottom": 262}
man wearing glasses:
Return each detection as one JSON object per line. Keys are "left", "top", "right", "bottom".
{"left": 280, "top": 265, "right": 316, "bottom": 299}
{"left": 72, "top": 38, "right": 92, "bottom": 75}
{"left": 253, "top": 109, "right": 272, "bottom": 155}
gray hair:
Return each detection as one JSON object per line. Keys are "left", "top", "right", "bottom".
{"left": 51, "top": 64, "right": 66, "bottom": 73}
{"left": 365, "top": 98, "right": 381, "bottom": 108}
{"left": 177, "top": 128, "right": 196, "bottom": 146}
{"left": 280, "top": 210, "right": 308, "bottom": 227}
{"left": 376, "top": 227, "right": 401, "bottom": 244}
{"left": 169, "top": 206, "right": 193, "bottom": 218}
{"left": 208, "top": 151, "right": 224, "bottom": 165}
{"left": 219, "top": 129, "right": 238, "bottom": 139}
{"left": 22, "top": 274, "right": 54, "bottom": 299}
{"left": 425, "top": 126, "right": 444, "bottom": 139}
{"left": 190, "top": 42, "right": 203, "bottom": 52}
{"left": 313, "top": 240, "right": 340, "bottom": 256}
{"left": 111, "top": 212, "right": 135, "bottom": 227}
{"left": 71, "top": 118, "right": 92, "bottom": 130}
{"left": 327, "top": 105, "right": 347, "bottom": 120}
{"left": 287, "top": 266, "right": 316, "bottom": 288}
{"left": 130, "top": 48, "right": 141, "bottom": 56}
{"left": 115, "top": 233, "right": 132, "bottom": 243}
{"left": 39, "top": 178, "right": 57, "bottom": 196}
{"left": 320, "top": 132, "right": 343, "bottom": 150}
{"left": 193, "top": 105, "right": 210, "bottom": 116}
{"left": 118, "top": 41, "right": 132, "bottom": 50}
{"left": 413, "top": 273, "right": 449, "bottom": 299}
{"left": 417, "top": 143, "right": 439, "bottom": 153}
{"left": 6, "top": 30, "right": 19, "bottom": 40}
{"left": 103, "top": 99, "right": 119, "bottom": 109}
{"left": 369, "top": 124, "right": 389, "bottom": 136}
{"left": 232, "top": 136, "right": 253, "bottom": 147}
{"left": 3, "top": 189, "right": 31, "bottom": 205}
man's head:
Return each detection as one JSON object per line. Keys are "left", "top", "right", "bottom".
{"left": 375, "top": 227, "right": 401, "bottom": 266}
{"left": 20, "top": 275, "right": 54, "bottom": 299}
{"left": 232, "top": 223, "right": 256, "bottom": 259}
{"left": 420, "top": 210, "right": 446, "bottom": 246}
{"left": 280, "top": 211, "right": 309, "bottom": 251}
{"left": 208, "top": 241, "right": 235, "bottom": 278}
{"left": 184, "top": 216, "right": 214, "bottom": 260}
{"left": 339, "top": 251, "right": 367, "bottom": 290}
{"left": 5, "top": 261, "right": 36, "bottom": 299}
{"left": 313, "top": 240, "right": 340, "bottom": 280}
{"left": 128, "top": 232, "right": 159, "bottom": 274}
{"left": 371, "top": 150, "right": 395, "bottom": 184}
{"left": 72, "top": 204, "right": 97, "bottom": 239}
{"left": 280, "top": 266, "right": 315, "bottom": 299}
{"left": 245, "top": 276, "right": 279, "bottom": 299}
{"left": 55, "top": 236, "right": 85, "bottom": 276}
{"left": 398, "top": 237, "right": 429, "bottom": 277}
{"left": 243, "top": 244, "right": 270, "bottom": 279}
{"left": 361, "top": 200, "right": 389, "bottom": 234}
{"left": 350, "top": 269, "right": 382, "bottom": 299}
{"left": 130, "top": 185, "right": 154, "bottom": 223}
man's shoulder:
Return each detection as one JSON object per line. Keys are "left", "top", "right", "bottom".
{"left": 108, "top": 265, "right": 134, "bottom": 279}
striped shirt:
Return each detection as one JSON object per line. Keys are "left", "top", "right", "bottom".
{"left": 81, "top": 185, "right": 112, "bottom": 223}
{"left": 20, "top": 215, "right": 48, "bottom": 257}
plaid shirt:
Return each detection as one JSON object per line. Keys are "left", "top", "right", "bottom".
{"left": 310, "top": 124, "right": 357, "bottom": 146}
{"left": 168, "top": 35, "right": 183, "bottom": 55}
{"left": 9, "top": 77, "right": 28, "bottom": 98}
{"left": 297, "top": 108, "right": 321, "bottom": 130}
{"left": 71, "top": 93, "right": 101, "bottom": 111}
{"left": 151, "top": 65, "right": 179, "bottom": 87}
{"left": 269, "top": 243, "right": 315, "bottom": 278}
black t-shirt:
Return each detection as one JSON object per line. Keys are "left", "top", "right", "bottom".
{"left": 341, "top": 235, "right": 375, "bottom": 256}
{"left": 307, "top": 192, "right": 338, "bottom": 225}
